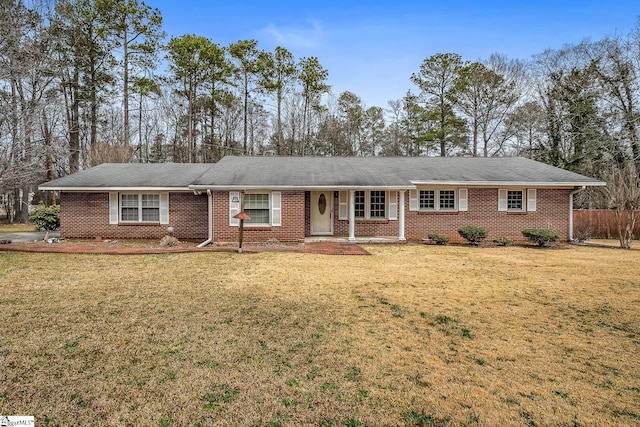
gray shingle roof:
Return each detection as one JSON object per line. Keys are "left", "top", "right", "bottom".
{"left": 190, "top": 156, "right": 604, "bottom": 188}
{"left": 39, "top": 157, "right": 604, "bottom": 191}
{"left": 40, "top": 163, "right": 216, "bottom": 190}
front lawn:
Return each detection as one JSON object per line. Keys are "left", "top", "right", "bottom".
{"left": 0, "top": 223, "right": 36, "bottom": 233}
{"left": 0, "top": 245, "right": 638, "bottom": 426}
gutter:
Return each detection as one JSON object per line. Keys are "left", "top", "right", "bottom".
{"left": 197, "top": 189, "right": 213, "bottom": 248}
{"left": 569, "top": 186, "right": 586, "bottom": 241}
{"left": 410, "top": 180, "right": 606, "bottom": 187}
{"left": 37, "top": 186, "right": 193, "bottom": 192}
{"left": 189, "top": 185, "right": 415, "bottom": 191}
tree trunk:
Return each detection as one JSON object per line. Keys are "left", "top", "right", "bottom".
{"left": 123, "top": 28, "right": 130, "bottom": 147}
{"left": 42, "top": 109, "right": 56, "bottom": 205}
{"left": 439, "top": 98, "right": 446, "bottom": 157}
{"left": 243, "top": 74, "right": 249, "bottom": 154}
{"left": 68, "top": 68, "right": 81, "bottom": 173}
{"left": 276, "top": 87, "right": 283, "bottom": 155}
{"left": 615, "top": 209, "right": 635, "bottom": 249}
{"left": 138, "top": 91, "right": 144, "bottom": 162}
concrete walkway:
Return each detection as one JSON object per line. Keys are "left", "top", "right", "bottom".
{"left": 0, "top": 231, "right": 59, "bottom": 243}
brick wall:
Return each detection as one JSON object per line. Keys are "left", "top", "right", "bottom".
{"left": 404, "top": 188, "right": 571, "bottom": 242}
{"left": 60, "top": 192, "right": 208, "bottom": 240}
{"left": 333, "top": 188, "right": 572, "bottom": 242}
{"left": 61, "top": 188, "right": 572, "bottom": 243}
{"left": 333, "top": 191, "right": 399, "bottom": 237}
{"left": 211, "top": 190, "right": 306, "bottom": 243}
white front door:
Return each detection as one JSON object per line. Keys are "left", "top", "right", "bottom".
{"left": 310, "top": 191, "right": 333, "bottom": 235}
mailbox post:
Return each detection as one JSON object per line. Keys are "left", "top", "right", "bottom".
{"left": 232, "top": 211, "right": 251, "bottom": 253}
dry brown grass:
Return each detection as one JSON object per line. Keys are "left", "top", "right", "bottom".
{"left": 0, "top": 244, "right": 638, "bottom": 426}
{"left": 0, "top": 223, "right": 36, "bottom": 233}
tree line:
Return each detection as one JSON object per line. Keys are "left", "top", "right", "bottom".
{"left": 1, "top": 0, "right": 639, "bottom": 223}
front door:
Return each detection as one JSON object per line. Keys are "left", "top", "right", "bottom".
{"left": 310, "top": 191, "right": 333, "bottom": 235}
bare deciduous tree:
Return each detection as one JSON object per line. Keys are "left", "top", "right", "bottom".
{"left": 602, "top": 161, "right": 640, "bottom": 248}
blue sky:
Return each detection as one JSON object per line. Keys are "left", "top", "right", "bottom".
{"left": 151, "top": 0, "right": 639, "bottom": 108}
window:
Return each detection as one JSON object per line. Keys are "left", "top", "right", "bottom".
{"left": 370, "top": 191, "right": 386, "bottom": 218}
{"left": 229, "top": 191, "right": 281, "bottom": 227}
{"left": 352, "top": 190, "right": 387, "bottom": 219}
{"left": 439, "top": 190, "right": 455, "bottom": 210}
{"left": 121, "top": 194, "right": 139, "bottom": 221}
{"left": 507, "top": 190, "right": 523, "bottom": 211}
{"left": 417, "top": 189, "right": 457, "bottom": 211}
{"left": 354, "top": 190, "right": 387, "bottom": 219}
{"left": 244, "top": 193, "right": 270, "bottom": 225}
{"left": 339, "top": 191, "right": 399, "bottom": 221}
{"left": 120, "top": 193, "right": 160, "bottom": 222}
{"left": 498, "top": 188, "right": 535, "bottom": 212}
{"left": 419, "top": 190, "right": 435, "bottom": 209}
{"left": 354, "top": 191, "right": 366, "bottom": 218}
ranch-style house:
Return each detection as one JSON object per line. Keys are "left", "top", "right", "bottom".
{"left": 39, "top": 156, "right": 605, "bottom": 245}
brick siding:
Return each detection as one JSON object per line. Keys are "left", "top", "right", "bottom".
{"left": 60, "top": 192, "right": 208, "bottom": 240}
{"left": 401, "top": 188, "right": 572, "bottom": 243}
{"left": 211, "top": 190, "right": 306, "bottom": 243}
{"left": 60, "top": 188, "right": 572, "bottom": 243}
{"left": 331, "top": 189, "right": 571, "bottom": 242}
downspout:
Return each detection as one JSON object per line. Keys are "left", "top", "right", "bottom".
{"left": 568, "top": 186, "right": 586, "bottom": 241}
{"left": 197, "top": 189, "right": 213, "bottom": 248}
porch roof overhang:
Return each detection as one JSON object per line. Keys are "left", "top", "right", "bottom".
{"left": 188, "top": 184, "right": 415, "bottom": 191}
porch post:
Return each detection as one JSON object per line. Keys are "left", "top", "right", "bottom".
{"left": 398, "top": 190, "right": 406, "bottom": 241}
{"left": 348, "top": 190, "right": 355, "bottom": 241}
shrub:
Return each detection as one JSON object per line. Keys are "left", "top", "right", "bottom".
{"left": 522, "top": 228, "right": 560, "bottom": 247}
{"left": 457, "top": 226, "right": 488, "bottom": 246}
{"left": 29, "top": 205, "right": 60, "bottom": 231}
{"left": 428, "top": 234, "right": 449, "bottom": 245}
{"left": 159, "top": 235, "right": 180, "bottom": 247}
{"left": 493, "top": 237, "right": 512, "bottom": 247}
{"left": 572, "top": 224, "right": 593, "bottom": 243}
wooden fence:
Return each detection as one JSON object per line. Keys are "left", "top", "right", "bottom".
{"left": 573, "top": 210, "right": 640, "bottom": 239}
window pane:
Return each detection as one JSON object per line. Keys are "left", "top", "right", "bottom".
{"left": 440, "top": 190, "right": 455, "bottom": 210}
{"left": 142, "top": 194, "right": 159, "bottom": 207}
{"left": 245, "top": 194, "right": 269, "bottom": 209}
{"left": 121, "top": 207, "right": 138, "bottom": 221}
{"left": 354, "top": 191, "right": 365, "bottom": 218}
{"left": 142, "top": 208, "right": 160, "bottom": 222}
{"left": 245, "top": 193, "right": 270, "bottom": 224}
{"left": 370, "top": 190, "right": 385, "bottom": 218}
{"left": 419, "top": 190, "right": 435, "bottom": 209}
{"left": 507, "top": 191, "right": 523, "bottom": 210}
{"left": 121, "top": 194, "right": 138, "bottom": 207}
{"left": 245, "top": 209, "right": 270, "bottom": 224}
{"left": 121, "top": 194, "right": 138, "bottom": 221}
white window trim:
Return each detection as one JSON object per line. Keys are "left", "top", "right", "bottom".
{"left": 417, "top": 188, "right": 458, "bottom": 211}
{"left": 353, "top": 190, "right": 388, "bottom": 220}
{"left": 498, "top": 188, "right": 536, "bottom": 212}
{"left": 230, "top": 191, "right": 282, "bottom": 227}
{"left": 115, "top": 192, "right": 169, "bottom": 224}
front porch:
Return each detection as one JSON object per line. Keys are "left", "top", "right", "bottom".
{"left": 307, "top": 190, "right": 408, "bottom": 242}
{"left": 304, "top": 236, "right": 404, "bottom": 244}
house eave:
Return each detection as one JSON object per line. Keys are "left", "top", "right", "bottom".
{"left": 189, "top": 185, "right": 416, "bottom": 191}
{"left": 37, "top": 186, "right": 194, "bottom": 192}
{"left": 409, "top": 180, "right": 606, "bottom": 187}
